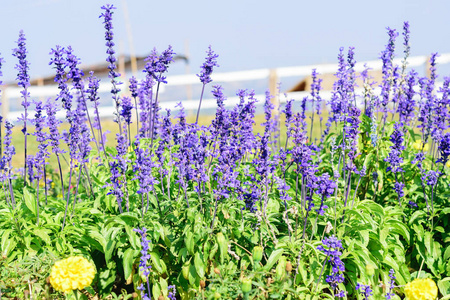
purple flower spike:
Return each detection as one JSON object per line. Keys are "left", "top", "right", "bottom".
{"left": 134, "top": 227, "right": 152, "bottom": 300}
{"left": 356, "top": 283, "right": 373, "bottom": 300}
{"left": 197, "top": 45, "right": 219, "bottom": 85}
{"left": 317, "top": 236, "right": 345, "bottom": 296}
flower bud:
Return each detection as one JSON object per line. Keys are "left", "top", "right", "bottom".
{"left": 214, "top": 292, "right": 221, "bottom": 299}
{"left": 200, "top": 280, "right": 206, "bottom": 289}
{"left": 182, "top": 263, "right": 190, "bottom": 280}
{"left": 252, "top": 246, "right": 263, "bottom": 263}
{"left": 365, "top": 264, "right": 375, "bottom": 276}
{"left": 214, "top": 267, "right": 221, "bottom": 275}
{"left": 285, "top": 261, "right": 293, "bottom": 272}
{"left": 241, "top": 278, "right": 252, "bottom": 294}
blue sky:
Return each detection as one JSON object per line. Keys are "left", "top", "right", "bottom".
{"left": 0, "top": 0, "right": 449, "bottom": 83}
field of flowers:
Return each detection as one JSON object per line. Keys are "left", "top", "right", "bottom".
{"left": 0, "top": 3, "right": 450, "bottom": 300}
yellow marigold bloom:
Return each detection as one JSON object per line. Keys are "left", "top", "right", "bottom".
{"left": 404, "top": 278, "right": 438, "bottom": 300}
{"left": 49, "top": 256, "right": 96, "bottom": 293}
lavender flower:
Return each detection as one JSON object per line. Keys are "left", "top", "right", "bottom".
{"left": 100, "top": 4, "right": 123, "bottom": 132}
{"left": 13, "top": 30, "right": 31, "bottom": 181}
{"left": 134, "top": 227, "right": 152, "bottom": 300}
{"left": 397, "top": 70, "right": 417, "bottom": 125}
{"left": 197, "top": 45, "right": 219, "bottom": 85}
{"left": 196, "top": 45, "right": 219, "bottom": 123}
{"left": 168, "top": 285, "right": 177, "bottom": 300}
{"left": 314, "top": 173, "right": 337, "bottom": 216}
{"left": 317, "top": 236, "right": 345, "bottom": 296}
{"left": 379, "top": 27, "right": 399, "bottom": 123}
{"left": 32, "top": 100, "right": 49, "bottom": 181}
{"left": 385, "top": 122, "right": 405, "bottom": 204}
{"left": 144, "top": 46, "right": 175, "bottom": 84}
{"left": 385, "top": 269, "right": 396, "bottom": 299}
{"left": 121, "top": 96, "right": 134, "bottom": 126}
{"left": 13, "top": 30, "right": 30, "bottom": 89}
{"left": 65, "top": 46, "right": 84, "bottom": 89}
{"left": 50, "top": 46, "right": 74, "bottom": 122}
{"left": 129, "top": 76, "right": 140, "bottom": 133}
{"left": 356, "top": 283, "right": 373, "bottom": 300}
{"left": 437, "top": 132, "right": 450, "bottom": 165}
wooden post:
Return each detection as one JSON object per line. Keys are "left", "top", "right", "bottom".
{"left": 269, "top": 69, "right": 279, "bottom": 111}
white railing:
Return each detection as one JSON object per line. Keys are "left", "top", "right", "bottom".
{"left": 2, "top": 53, "right": 450, "bottom": 121}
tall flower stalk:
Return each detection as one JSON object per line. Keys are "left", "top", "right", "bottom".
{"left": 196, "top": 46, "right": 219, "bottom": 123}
{"left": 13, "top": 30, "right": 31, "bottom": 183}
{"left": 100, "top": 4, "right": 123, "bottom": 134}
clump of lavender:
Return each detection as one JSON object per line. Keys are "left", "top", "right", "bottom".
{"left": 1, "top": 121, "right": 16, "bottom": 208}
{"left": 397, "top": 70, "right": 417, "bottom": 125}
{"left": 316, "top": 236, "right": 346, "bottom": 297}
{"left": 45, "top": 98, "right": 65, "bottom": 199}
{"left": 356, "top": 283, "right": 373, "bottom": 300}
{"left": 13, "top": 30, "right": 31, "bottom": 182}
{"left": 196, "top": 45, "right": 219, "bottom": 123}
{"left": 379, "top": 27, "right": 399, "bottom": 125}
{"left": 143, "top": 46, "right": 175, "bottom": 145}
{"left": 133, "top": 138, "right": 158, "bottom": 214}
{"left": 86, "top": 71, "right": 107, "bottom": 156}
{"left": 134, "top": 228, "right": 152, "bottom": 300}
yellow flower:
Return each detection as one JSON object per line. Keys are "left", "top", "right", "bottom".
{"left": 413, "top": 141, "right": 429, "bottom": 152}
{"left": 404, "top": 278, "right": 438, "bottom": 300}
{"left": 49, "top": 256, "right": 96, "bottom": 293}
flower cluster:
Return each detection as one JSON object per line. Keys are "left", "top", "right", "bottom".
{"left": 197, "top": 45, "right": 219, "bottom": 85}
{"left": 404, "top": 278, "right": 437, "bottom": 300}
{"left": 49, "top": 256, "right": 96, "bottom": 293}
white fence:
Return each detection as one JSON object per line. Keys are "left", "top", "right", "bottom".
{"left": 2, "top": 53, "right": 450, "bottom": 121}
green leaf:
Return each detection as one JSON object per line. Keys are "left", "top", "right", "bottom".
{"left": 150, "top": 251, "right": 167, "bottom": 275}
{"left": 444, "top": 246, "right": 450, "bottom": 261}
{"left": 34, "top": 229, "right": 51, "bottom": 245}
{"left": 185, "top": 231, "right": 194, "bottom": 255}
{"left": 194, "top": 252, "right": 205, "bottom": 278}
{"left": 387, "top": 220, "right": 410, "bottom": 245}
{"left": 123, "top": 248, "right": 138, "bottom": 282}
{"left": 23, "top": 187, "right": 37, "bottom": 216}
{"left": 105, "top": 240, "right": 116, "bottom": 263}
{"left": 438, "top": 278, "right": 450, "bottom": 296}
{"left": 264, "top": 249, "right": 284, "bottom": 271}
